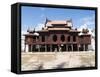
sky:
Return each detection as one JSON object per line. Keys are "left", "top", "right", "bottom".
{"left": 21, "top": 6, "right": 95, "bottom": 32}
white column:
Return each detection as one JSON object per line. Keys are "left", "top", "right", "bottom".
{"left": 58, "top": 45, "right": 60, "bottom": 52}
{"left": 59, "top": 44, "right": 61, "bottom": 52}
{"left": 24, "top": 43, "right": 26, "bottom": 52}
{"left": 25, "top": 45, "right": 29, "bottom": 52}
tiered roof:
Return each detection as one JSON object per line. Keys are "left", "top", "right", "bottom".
{"left": 24, "top": 19, "right": 91, "bottom": 36}
{"left": 38, "top": 19, "right": 80, "bottom": 33}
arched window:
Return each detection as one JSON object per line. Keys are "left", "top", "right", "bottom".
{"left": 41, "top": 36, "right": 45, "bottom": 42}
{"left": 53, "top": 35, "right": 57, "bottom": 42}
{"left": 61, "top": 35, "right": 65, "bottom": 42}
{"left": 68, "top": 36, "right": 70, "bottom": 42}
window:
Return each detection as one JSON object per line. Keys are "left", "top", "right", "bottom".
{"left": 61, "top": 35, "right": 65, "bottom": 42}
{"left": 73, "top": 36, "right": 76, "bottom": 42}
{"left": 41, "top": 36, "right": 45, "bottom": 42}
{"left": 68, "top": 36, "right": 70, "bottom": 42}
{"left": 53, "top": 35, "right": 57, "bottom": 42}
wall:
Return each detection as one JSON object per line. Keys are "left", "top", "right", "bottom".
{"left": 0, "top": 0, "right": 99, "bottom": 77}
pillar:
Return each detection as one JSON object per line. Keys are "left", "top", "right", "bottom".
{"left": 84, "top": 44, "right": 85, "bottom": 51}
{"left": 31, "top": 45, "right": 33, "bottom": 52}
{"left": 38, "top": 45, "right": 40, "bottom": 52}
{"left": 58, "top": 44, "right": 61, "bottom": 52}
{"left": 71, "top": 44, "right": 73, "bottom": 51}
{"left": 45, "top": 44, "right": 47, "bottom": 52}
{"left": 58, "top": 44, "right": 59, "bottom": 52}
{"left": 78, "top": 44, "right": 79, "bottom": 51}
{"left": 78, "top": 44, "right": 81, "bottom": 51}
{"left": 86, "top": 44, "right": 88, "bottom": 51}
{"left": 66, "top": 44, "right": 68, "bottom": 51}
{"left": 24, "top": 43, "right": 26, "bottom": 52}
{"left": 50, "top": 45, "right": 51, "bottom": 52}
{"left": 26, "top": 44, "right": 29, "bottom": 52}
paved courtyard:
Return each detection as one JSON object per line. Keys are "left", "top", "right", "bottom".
{"left": 21, "top": 51, "right": 95, "bottom": 71}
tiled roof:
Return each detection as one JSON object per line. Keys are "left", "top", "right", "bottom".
{"left": 37, "top": 30, "right": 48, "bottom": 32}
{"left": 70, "top": 30, "right": 81, "bottom": 32}
{"left": 48, "top": 21, "right": 67, "bottom": 24}
{"left": 48, "top": 28, "right": 70, "bottom": 31}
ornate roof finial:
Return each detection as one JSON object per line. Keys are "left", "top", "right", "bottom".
{"left": 33, "top": 28, "right": 35, "bottom": 32}
{"left": 45, "top": 17, "right": 51, "bottom": 27}
{"left": 45, "top": 17, "right": 48, "bottom": 27}
{"left": 27, "top": 27, "right": 30, "bottom": 32}
{"left": 67, "top": 18, "right": 73, "bottom": 27}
